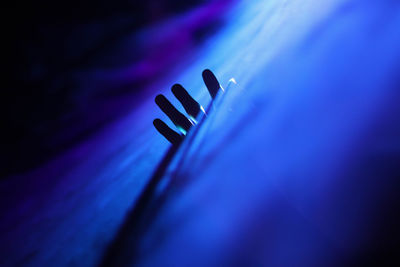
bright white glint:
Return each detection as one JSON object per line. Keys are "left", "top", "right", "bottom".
{"left": 229, "top": 78, "right": 237, "bottom": 84}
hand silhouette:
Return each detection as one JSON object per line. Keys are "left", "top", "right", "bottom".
{"left": 154, "top": 69, "right": 221, "bottom": 145}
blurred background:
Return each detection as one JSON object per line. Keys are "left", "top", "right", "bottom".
{"left": 1, "top": 0, "right": 400, "bottom": 266}
{"left": 3, "top": 0, "right": 233, "bottom": 177}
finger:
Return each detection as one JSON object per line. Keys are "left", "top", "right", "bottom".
{"left": 171, "top": 84, "right": 203, "bottom": 121}
{"left": 202, "top": 69, "right": 220, "bottom": 99}
{"left": 155, "top": 94, "right": 192, "bottom": 134}
{"left": 153, "top": 119, "right": 183, "bottom": 145}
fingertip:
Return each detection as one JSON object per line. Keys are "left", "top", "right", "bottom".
{"left": 155, "top": 94, "right": 165, "bottom": 104}
{"left": 202, "top": 69, "right": 220, "bottom": 99}
{"left": 203, "top": 68, "right": 212, "bottom": 74}
{"left": 153, "top": 118, "right": 162, "bottom": 126}
{"left": 171, "top": 84, "right": 183, "bottom": 95}
{"left": 202, "top": 69, "right": 213, "bottom": 78}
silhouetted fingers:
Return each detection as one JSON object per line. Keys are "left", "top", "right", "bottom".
{"left": 153, "top": 119, "right": 183, "bottom": 145}
{"left": 155, "top": 94, "right": 193, "bottom": 134}
{"left": 171, "top": 84, "right": 203, "bottom": 121}
{"left": 202, "top": 69, "right": 220, "bottom": 99}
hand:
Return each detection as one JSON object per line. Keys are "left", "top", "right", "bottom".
{"left": 153, "top": 69, "right": 221, "bottom": 145}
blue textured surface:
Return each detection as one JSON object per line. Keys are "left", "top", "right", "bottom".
{"left": 1, "top": 0, "right": 400, "bottom": 266}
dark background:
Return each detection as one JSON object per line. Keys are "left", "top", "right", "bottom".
{"left": 3, "top": 0, "right": 217, "bottom": 177}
